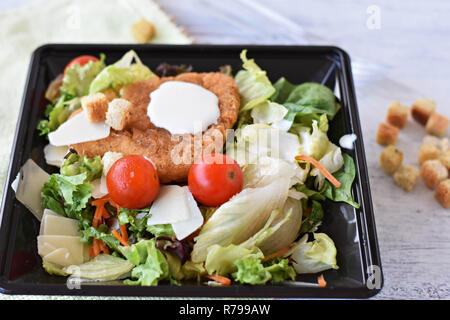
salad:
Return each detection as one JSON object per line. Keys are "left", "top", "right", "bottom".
{"left": 13, "top": 49, "right": 359, "bottom": 287}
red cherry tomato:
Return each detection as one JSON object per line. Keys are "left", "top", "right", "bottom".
{"left": 106, "top": 155, "right": 160, "bottom": 209}
{"left": 64, "top": 55, "right": 99, "bottom": 74}
{"left": 188, "top": 154, "right": 243, "bottom": 207}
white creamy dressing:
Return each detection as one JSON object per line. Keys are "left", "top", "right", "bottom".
{"left": 147, "top": 81, "right": 220, "bottom": 135}
{"left": 339, "top": 133, "right": 357, "bottom": 150}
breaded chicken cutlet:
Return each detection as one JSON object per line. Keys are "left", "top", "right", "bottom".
{"left": 71, "top": 72, "right": 240, "bottom": 183}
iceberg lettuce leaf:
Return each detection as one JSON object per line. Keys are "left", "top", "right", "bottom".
{"left": 61, "top": 54, "right": 106, "bottom": 97}
{"left": 205, "top": 244, "right": 263, "bottom": 276}
{"left": 289, "top": 233, "right": 338, "bottom": 274}
{"left": 235, "top": 50, "right": 275, "bottom": 113}
{"left": 191, "top": 177, "right": 292, "bottom": 263}
{"left": 89, "top": 50, "right": 154, "bottom": 94}
{"left": 310, "top": 144, "right": 344, "bottom": 190}
{"left": 63, "top": 254, "right": 134, "bottom": 281}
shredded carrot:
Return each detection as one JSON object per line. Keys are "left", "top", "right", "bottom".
{"left": 112, "top": 229, "right": 130, "bottom": 246}
{"left": 295, "top": 154, "right": 341, "bottom": 188}
{"left": 99, "top": 240, "right": 110, "bottom": 254}
{"left": 92, "top": 195, "right": 110, "bottom": 207}
{"left": 261, "top": 246, "right": 291, "bottom": 261}
{"left": 120, "top": 224, "right": 129, "bottom": 242}
{"left": 206, "top": 274, "right": 231, "bottom": 286}
{"left": 92, "top": 239, "right": 101, "bottom": 257}
{"left": 109, "top": 199, "right": 121, "bottom": 213}
{"left": 92, "top": 206, "right": 102, "bottom": 228}
{"left": 89, "top": 244, "right": 95, "bottom": 257}
{"left": 100, "top": 205, "right": 110, "bottom": 219}
{"left": 318, "top": 274, "right": 327, "bottom": 288}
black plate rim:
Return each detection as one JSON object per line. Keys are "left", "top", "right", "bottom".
{"left": 0, "top": 43, "right": 383, "bottom": 298}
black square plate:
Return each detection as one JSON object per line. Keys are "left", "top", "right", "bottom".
{"left": 0, "top": 44, "right": 382, "bottom": 298}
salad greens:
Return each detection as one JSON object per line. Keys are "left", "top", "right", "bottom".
{"left": 89, "top": 50, "right": 154, "bottom": 94}
{"left": 33, "top": 48, "right": 361, "bottom": 287}
{"left": 61, "top": 54, "right": 106, "bottom": 97}
{"left": 119, "top": 239, "right": 171, "bottom": 286}
{"left": 289, "top": 233, "right": 339, "bottom": 274}
{"left": 232, "top": 257, "right": 295, "bottom": 285}
{"left": 61, "top": 153, "right": 103, "bottom": 182}
{"left": 41, "top": 172, "right": 93, "bottom": 221}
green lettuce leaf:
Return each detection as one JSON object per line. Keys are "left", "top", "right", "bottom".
{"left": 63, "top": 254, "right": 134, "bottom": 281}
{"left": 60, "top": 54, "right": 106, "bottom": 97}
{"left": 234, "top": 49, "right": 275, "bottom": 114}
{"left": 320, "top": 153, "right": 360, "bottom": 208}
{"left": 41, "top": 172, "right": 93, "bottom": 220}
{"left": 89, "top": 50, "right": 154, "bottom": 94}
{"left": 37, "top": 94, "right": 81, "bottom": 135}
{"left": 119, "top": 239, "right": 170, "bottom": 286}
{"left": 205, "top": 244, "right": 263, "bottom": 276}
{"left": 61, "top": 153, "right": 103, "bottom": 182}
{"left": 146, "top": 224, "right": 175, "bottom": 237}
{"left": 294, "top": 184, "right": 326, "bottom": 201}
{"left": 289, "top": 233, "right": 339, "bottom": 274}
{"left": 42, "top": 260, "right": 68, "bottom": 276}
{"left": 232, "top": 257, "right": 295, "bottom": 285}
{"left": 299, "top": 199, "right": 324, "bottom": 233}
{"left": 232, "top": 257, "right": 271, "bottom": 284}
{"left": 80, "top": 224, "right": 120, "bottom": 249}
{"left": 264, "top": 258, "right": 297, "bottom": 283}
{"left": 271, "top": 78, "right": 339, "bottom": 125}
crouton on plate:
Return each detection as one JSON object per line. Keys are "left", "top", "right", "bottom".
{"left": 106, "top": 98, "right": 132, "bottom": 131}
{"left": 81, "top": 93, "right": 109, "bottom": 122}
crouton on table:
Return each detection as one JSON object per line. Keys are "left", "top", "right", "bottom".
{"left": 81, "top": 93, "right": 109, "bottom": 122}
{"left": 439, "top": 151, "right": 450, "bottom": 170}
{"left": 131, "top": 18, "right": 156, "bottom": 43}
{"left": 425, "top": 112, "right": 449, "bottom": 137}
{"left": 386, "top": 101, "right": 409, "bottom": 128}
{"left": 106, "top": 98, "right": 132, "bottom": 131}
{"left": 379, "top": 145, "right": 403, "bottom": 175}
{"left": 376, "top": 122, "right": 399, "bottom": 145}
{"left": 411, "top": 98, "right": 436, "bottom": 125}
{"left": 421, "top": 159, "right": 448, "bottom": 189}
{"left": 418, "top": 144, "right": 440, "bottom": 165}
{"left": 394, "top": 165, "right": 420, "bottom": 192}
{"left": 435, "top": 179, "right": 450, "bottom": 208}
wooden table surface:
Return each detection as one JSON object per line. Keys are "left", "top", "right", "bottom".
{"left": 1, "top": 0, "right": 450, "bottom": 300}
